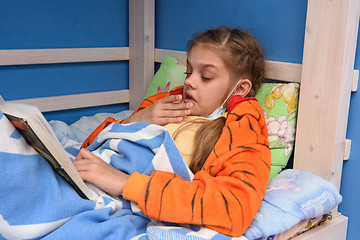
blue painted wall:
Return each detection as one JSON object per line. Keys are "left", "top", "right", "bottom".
{"left": 0, "top": 0, "right": 129, "bottom": 124}
{"left": 156, "top": 0, "right": 307, "bottom": 64}
{"left": 1, "top": 0, "right": 359, "bottom": 238}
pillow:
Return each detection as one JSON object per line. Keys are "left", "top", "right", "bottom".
{"left": 144, "top": 56, "right": 186, "bottom": 99}
{"left": 255, "top": 83, "right": 300, "bottom": 181}
{"left": 146, "top": 56, "right": 300, "bottom": 181}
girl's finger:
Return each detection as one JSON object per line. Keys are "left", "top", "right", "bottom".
{"left": 73, "top": 158, "right": 91, "bottom": 165}
{"left": 73, "top": 162, "right": 90, "bottom": 171}
{"left": 162, "top": 102, "right": 193, "bottom": 111}
{"left": 75, "top": 148, "right": 95, "bottom": 160}
{"left": 161, "top": 109, "right": 191, "bottom": 118}
{"left": 161, "top": 94, "right": 182, "bottom": 103}
{"left": 158, "top": 116, "right": 184, "bottom": 125}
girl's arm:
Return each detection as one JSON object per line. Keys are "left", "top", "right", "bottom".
{"left": 81, "top": 87, "right": 191, "bottom": 148}
{"left": 122, "top": 99, "right": 271, "bottom": 237}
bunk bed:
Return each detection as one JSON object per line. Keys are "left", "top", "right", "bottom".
{"left": 1, "top": 0, "right": 359, "bottom": 239}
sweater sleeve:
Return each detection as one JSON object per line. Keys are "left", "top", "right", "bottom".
{"left": 122, "top": 99, "right": 271, "bottom": 237}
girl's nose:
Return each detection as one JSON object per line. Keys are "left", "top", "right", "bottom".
{"left": 185, "top": 74, "right": 197, "bottom": 89}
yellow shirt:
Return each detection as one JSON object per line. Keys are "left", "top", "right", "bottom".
{"left": 164, "top": 116, "right": 211, "bottom": 166}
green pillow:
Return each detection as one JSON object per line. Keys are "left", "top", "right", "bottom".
{"left": 255, "top": 83, "right": 299, "bottom": 181}
{"left": 146, "top": 56, "right": 299, "bottom": 181}
{"left": 144, "top": 56, "right": 186, "bottom": 99}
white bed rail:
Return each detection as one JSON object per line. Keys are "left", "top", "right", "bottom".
{"left": 0, "top": 47, "right": 129, "bottom": 66}
{"left": 8, "top": 90, "right": 129, "bottom": 112}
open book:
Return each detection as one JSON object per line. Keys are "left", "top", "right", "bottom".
{"left": 0, "top": 102, "right": 96, "bottom": 201}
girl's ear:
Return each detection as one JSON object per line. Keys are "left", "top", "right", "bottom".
{"left": 234, "top": 79, "right": 252, "bottom": 97}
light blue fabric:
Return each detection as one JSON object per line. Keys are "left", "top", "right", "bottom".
{"left": 49, "top": 110, "right": 133, "bottom": 144}
{"left": 244, "top": 169, "right": 342, "bottom": 239}
{"left": 0, "top": 110, "right": 184, "bottom": 240}
{"left": 0, "top": 109, "right": 342, "bottom": 240}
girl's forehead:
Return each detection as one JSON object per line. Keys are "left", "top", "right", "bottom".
{"left": 188, "top": 45, "right": 226, "bottom": 67}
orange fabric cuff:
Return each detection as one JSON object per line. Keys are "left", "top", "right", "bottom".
{"left": 80, "top": 117, "right": 124, "bottom": 149}
{"left": 122, "top": 172, "right": 150, "bottom": 203}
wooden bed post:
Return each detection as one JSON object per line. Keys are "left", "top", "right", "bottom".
{"left": 294, "top": 0, "right": 360, "bottom": 190}
{"left": 129, "top": 0, "right": 155, "bottom": 110}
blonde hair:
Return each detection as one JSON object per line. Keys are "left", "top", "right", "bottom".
{"left": 176, "top": 26, "right": 265, "bottom": 173}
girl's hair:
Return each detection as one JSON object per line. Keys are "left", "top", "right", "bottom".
{"left": 179, "top": 26, "right": 266, "bottom": 173}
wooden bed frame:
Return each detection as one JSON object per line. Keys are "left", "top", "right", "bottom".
{"left": 2, "top": 0, "right": 359, "bottom": 239}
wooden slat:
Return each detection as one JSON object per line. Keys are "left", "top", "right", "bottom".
{"left": 8, "top": 90, "right": 129, "bottom": 112}
{"left": 155, "top": 48, "right": 302, "bottom": 83}
{"left": 293, "top": 0, "right": 360, "bottom": 189}
{"left": 0, "top": 47, "right": 129, "bottom": 66}
{"left": 155, "top": 48, "right": 187, "bottom": 63}
{"left": 264, "top": 60, "right": 302, "bottom": 83}
{"left": 129, "top": 0, "right": 155, "bottom": 110}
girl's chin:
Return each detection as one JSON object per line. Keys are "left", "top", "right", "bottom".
{"left": 188, "top": 109, "right": 202, "bottom": 117}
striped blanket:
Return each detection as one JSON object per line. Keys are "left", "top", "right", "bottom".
{"left": 0, "top": 110, "right": 342, "bottom": 240}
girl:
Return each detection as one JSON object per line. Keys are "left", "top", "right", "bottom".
{"left": 74, "top": 26, "right": 271, "bottom": 237}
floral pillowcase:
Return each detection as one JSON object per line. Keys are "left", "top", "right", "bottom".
{"left": 255, "top": 83, "right": 299, "bottom": 180}
{"left": 144, "top": 56, "right": 300, "bottom": 181}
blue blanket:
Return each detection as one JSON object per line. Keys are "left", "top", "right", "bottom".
{"left": 0, "top": 110, "right": 342, "bottom": 240}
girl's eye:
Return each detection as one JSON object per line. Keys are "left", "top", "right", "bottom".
{"left": 185, "top": 72, "right": 192, "bottom": 78}
{"left": 202, "top": 76, "right": 212, "bottom": 81}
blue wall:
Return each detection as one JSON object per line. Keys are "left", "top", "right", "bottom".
{"left": 1, "top": 0, "right": 359, "bottom": 238}
{"left": 0, "top": 0, "right": 129, "bottom": 124}
{"left": 156, "top": 0, "right": 307, "bottom": 64}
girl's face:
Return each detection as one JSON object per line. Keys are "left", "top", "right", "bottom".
{"left": 184, "top": 45, "right": 235, "bottom": 117}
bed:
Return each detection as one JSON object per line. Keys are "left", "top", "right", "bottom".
{"left": 1, "top": 0, "right": 359, "bottom": 239}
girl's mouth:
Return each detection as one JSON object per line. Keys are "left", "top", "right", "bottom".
{"left": 184, "top": 93, "right": 196, "bottom": 103}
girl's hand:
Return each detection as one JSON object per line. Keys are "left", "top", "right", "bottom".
{"left": 73, "top": 149, "right": 129, "bottom": 196}
{"left": 122, "top": 94, "right": 193, "bottom": 126}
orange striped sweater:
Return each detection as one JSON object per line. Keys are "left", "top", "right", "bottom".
{"left": 81, "top": 87, "right": 271, "bottom": 237}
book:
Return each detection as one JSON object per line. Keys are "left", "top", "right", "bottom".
{"left": 0, "top": 102, "right": 96, "bottom": 201}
